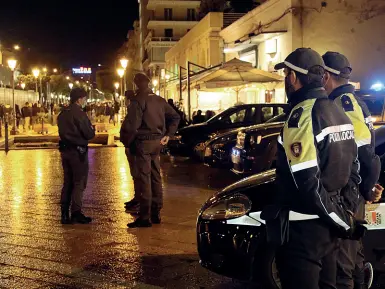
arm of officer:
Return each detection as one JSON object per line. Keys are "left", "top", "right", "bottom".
{"left": 120, "top": 99, "right": 143, "bottom": 146}
{"left": 358, "top": 144, "right": 381, "bottom": 201}
{"left": 164, "top": 102, "right": 180, "bottom": 136}
{"left": 77, "top": 113, "right": 95, "bottom": 141}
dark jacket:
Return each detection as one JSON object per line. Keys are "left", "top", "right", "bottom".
{"left": 274, "top": 86, "right": 359, "bottom": 234}
{"left": 58, "top": 103, "right": 95, "bottom": 146}
{"left": 32, "top": 105, "right": 39, "bottom": 117}
{"left": 21, "top": 106, "right": 32, "bottom": 118}
{"left": 120, "top": 89, "right": 180, "bottom": 147}
{"left": 329, "top": 84, "right": 381, "bottom": 202}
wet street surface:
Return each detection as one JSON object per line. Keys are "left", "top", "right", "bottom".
{"left": 0, "top": 148, "right": 252, "bottom": 289}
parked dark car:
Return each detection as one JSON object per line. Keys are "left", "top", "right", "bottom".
{"left": 231, "top": 114, "right": 287, "bottom": 175}
{"left": 199, "top": 116, "right": 286, "bottom": 169}
{"left": 196, "top": 128, "right": 385, "bottom": 289}
{"left": 357, "top": 90, "right": 385, "bottom": 127}
{"left": 168, "top": 104, "right": 288, "bottom": 156}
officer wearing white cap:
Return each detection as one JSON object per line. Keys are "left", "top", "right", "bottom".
{"left": 58, "top": 87, "right": 95, "bottom": 224}
{"left": 120, "top": 72, "right": 180, "bottom": 228}
{"left": 323, "top": 51, "right": 382, "bottom": 289}
{"left": 262, "top": 48, "right": 364, "bottom": 289}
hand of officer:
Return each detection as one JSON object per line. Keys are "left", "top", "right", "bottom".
{"left": 372, "top": 184, "right": 384, "bottom": 203}
{"left": 160, "top": 136, "right": 170, "bottom": 146}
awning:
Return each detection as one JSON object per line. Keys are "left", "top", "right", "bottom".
{"left": 191, "top": 58, "right": 283, "bottom": 90}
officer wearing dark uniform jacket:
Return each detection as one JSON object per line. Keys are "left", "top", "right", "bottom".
{"left": 323, "top": 52, "right": 382, "bottom": 289}
{"left": 58, "top": 88, "right": 95, "bottom": 224}
{"left": 262, "top": 48, "right": 364, "bottom": 289}
{"left": 120, "top": 73, "right": 180, "bottom": 228}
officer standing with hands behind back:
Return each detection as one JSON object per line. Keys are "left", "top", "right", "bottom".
{"left": 58, "top": 88, "right": 95, "bottom": 225}
{"left": 120, "top": 73, "right": 180, "bottom": 228}
{"left": 322, "top": 51, "right": 383, "bottom": 289}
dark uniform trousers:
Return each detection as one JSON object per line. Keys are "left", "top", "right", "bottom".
{"left": 337, "top": 201, "right": 366, "bottom": 289}
{"left": 276, "top": 219, "right": 339, "bottom": 289}
{"left": 125, "top": 148, "right": 141, "bottom": 201}
{"left": 134, "top": 139, "right": 163, "bottom": 220}
{"left": 60, "top": 149, "right": 89, "bottom": 213}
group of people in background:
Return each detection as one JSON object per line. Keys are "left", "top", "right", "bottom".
{"left": 85, "top": 101, "right": 120, "bottom": 125}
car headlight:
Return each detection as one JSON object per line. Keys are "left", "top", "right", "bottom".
{"left": 208, "top": 133, "right": 217, "bottom": 139}
{"left": 201, "top": 194, "right": 252, "bottom": 220}
{"left": 205, "top": 146, "right": 212, "bottom": 157}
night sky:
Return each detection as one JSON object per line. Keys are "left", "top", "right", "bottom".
{"left": 0, "top": 1, "right": 139, "bottom": 71}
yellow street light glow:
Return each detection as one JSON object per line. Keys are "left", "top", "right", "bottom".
{"left": 114, "top": 82, "right": 120, "bottom": 89}
{"left": 75, "top": 81, "right": 80, "bottom": 84}
{"left": 7, "top": 59, "right": 17, "bottom": 71}
{"left": 69, "top": 83, "right": 73, "bottom": 89}
{"left": 21, "top": 83, "right": 26, "bottom": 90}
{"left": 152, "top": 79, "right": 158, "bottom": 86}
{"left": 53, "top": 68, "right": 58, "bottom": 73}
{"left": 33, "top": 68, "right": 40, "bottom": 78}
{"left": 66, "top": 76, "right": 70, "bottom": 80}
{"left": 117, "top": 68, "right": 124, "bottom": 78}
{"left": 14, "top": 45, "right": 20, "bottom": 51}
{"left": 43, "top": 67, "right": 47, "bottom": 72}
{"left": 120, "top": 58, "right": 129, "bottom": 69}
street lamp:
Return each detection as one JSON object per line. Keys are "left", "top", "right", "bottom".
{"left": 32, "top": 68, "right": 40, "bottom": 95}
{"left": 117, "top": 68, "right": 124, "bottom": 97}
{"left": 43, "top": 67, "right": 47, "bottom": 73}
{"left": 69, "top": 83, "right": 73, "bottom": 90}
{"left": 53, "top": 68, "right": 58, "bottom": 73}
{"left": 120, "top": 58, "right": 129, "bottom": 92}
{"left": 152, "top": 79, "right": 158, "bottom": 87}
{"left": 13, "top": 45, "right": 20, "bottom": 51}
{"left": 21, "top": 83, "right": 26, "bottom": 90}
{"left": 114, "top": 82, "right": 120, "bottom": 90}
{"left": 8, "top": 59, "right": 17, "bottom": 134}
{"left": 66, "top": 76, "right": 70, "bottom": 80}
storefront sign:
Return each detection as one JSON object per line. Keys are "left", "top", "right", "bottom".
{"left": 72, "top": 67, "right": 92, "bottom": 74}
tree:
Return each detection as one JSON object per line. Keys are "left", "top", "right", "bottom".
{"left": 17, "top": 74, "right": 37, "bottom": 90}
{"left": 229, "top": 0, "right": 259, "bottom": 13}
{"left": 50, "top": 75, "right": 71, "bottom": 96}
{"left": 199, "top": 0, "right": 227, "bottom": 18}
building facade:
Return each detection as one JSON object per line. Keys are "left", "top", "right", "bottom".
{"left": 164, "top": 0, "right": 385, "bottom": 117}
{"left": 139, "top": 0, "right": 201, "bottom": 80}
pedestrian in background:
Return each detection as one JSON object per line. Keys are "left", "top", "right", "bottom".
{"left": 32, "top": 103, "right": 38, "bottom": 126}
{"left": 192, "top": 110, "right": 205, "bottom": 124}
{"left": 15, "top": 104, "right": 21, "bottom": 130}
{"left": 21, "top": 102, "right": 32, "bottom": 132}
{"left": 58, "top": 88, "right": 95, "bottom": 224}
{"left": 120, "top": 73, "right": 180, "bottom": 228}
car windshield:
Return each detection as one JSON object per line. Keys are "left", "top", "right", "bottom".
{"left": 207, "top": 107, "right": 237, "bottom": 124}
{"left": 361, "top": 98, "right": 385, "bottom": 116}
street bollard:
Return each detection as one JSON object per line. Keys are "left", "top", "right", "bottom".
{"left": 41, "top": 117, "right": 44, "bottom": 135}
{"left": 4, "top": 114, "right": 9, "bottom": 152}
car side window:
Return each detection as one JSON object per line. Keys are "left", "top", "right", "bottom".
{"left": 229, "top": 109, "right": 247, "bottom": 124}
{"left": 276, "top": 106, "right": 285, "bottom": 116}
{"left": 261, "top": 107, "right": 274, "bottom": 122}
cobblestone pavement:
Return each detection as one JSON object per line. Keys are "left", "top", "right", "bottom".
{"left": 0, "top": 148, "right": 253, "bottom": 289}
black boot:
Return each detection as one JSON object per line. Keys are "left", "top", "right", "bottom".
{"left": 61, "top": 207, "right": 71, "bottom": 224}
{"left": 71, "top": 211, "right": 92, "bottom": 224}
{"left": 124, "top": 199, "right": 140, "bottom": 213}
{"left": 151, "top": 212, "right": 161, "bottom": 224}
{"left": 127, "top": 218, "right": 152, "bottom": 228}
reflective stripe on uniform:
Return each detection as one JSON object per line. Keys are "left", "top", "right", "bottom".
{"left": 291, "top": 159, "right": 318, "bottom": 172}
{"left": 315, "top": 124, "right": 354, "bottom": 143}
{"left": 356, "top": 138, "right": 371, "bottom": 147}
{"left": 277, "top": 135, "right": 283, "bottom": 145}
{"left": 284, "top": 61, "right": 309, "bottom": 75}
{"left": 365, "top": 116, "right": 372, "bottom": 124}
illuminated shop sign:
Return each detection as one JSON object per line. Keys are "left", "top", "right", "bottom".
{"left": 72, "top": 67, "right": 92, "bottom": 74}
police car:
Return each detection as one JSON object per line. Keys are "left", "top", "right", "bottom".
{"left": 197, "top": 130, "right": 385, "bottom": 288}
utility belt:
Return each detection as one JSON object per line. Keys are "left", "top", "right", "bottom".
{"left": 136, "top": 134, "right": 162, "bottom": 141}
{"left": 59, "top": 140, "right": 88, "bottom": 154}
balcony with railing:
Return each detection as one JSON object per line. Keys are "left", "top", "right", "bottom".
{"left": 147, "top": 0, "right": 201, "bottom": 10}
{"left": 145, "top": 30, "right": 179, "bottom": 47}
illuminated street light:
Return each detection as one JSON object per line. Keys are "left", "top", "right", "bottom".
{"left": 114, "top": 82, "right": 120, "bottom": 90}
{"left": 117, "top": 68, "right": 124, "bottom": 78}
{"left": 53, "top": 68, "right": 58, "bottom": 73}
{"left": 8, "top": 59, "right": 17, "bottom": 134}
{"left": 120, "top": 58, "right": 129, "bottom": 69}
{"left": 75, "top": 80, "right": 80, "bottom": 85}
{"left": 66, "top": 76, "right": 70, "bottom": 80}
{"left": 152, "top": 79, "right": 158, "bottom": 87}
{"left": 13, "top": 45, "right": 20, "bottom": 51}
{"left": 98, "top": 64, "right": 102, "bottom": 67}
{"left": 69, "top": 83, "right": 73, "bottom": 90}
{"left": 33, "top": 69, "right": 40, "bottom": 78}
{"left": 43, "top": 67, "right": 47, "bottom": 73}
{"left": 21, "top": 83, "right": 26, "bottom": 90}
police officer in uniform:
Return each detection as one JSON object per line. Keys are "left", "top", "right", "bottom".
{"left": 263, "top": 48, "right": 364, "bottom": 289}
{"left": 322, "top": 52, "right": 383, "bottom": 289}
{"left": 120, "top": 73, "right": 180, "bottom": 228}
{"left": 58, "top": 88, "right": 95, "bottom": 224}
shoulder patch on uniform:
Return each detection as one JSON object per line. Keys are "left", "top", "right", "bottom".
{"left": 340, "top": 95, "right": 354, "bottom": 112}
{"left": 288, "top": 107, "right": 303, "bottom": 128}
{"left": 290, "top": 142, "right": 302, "bottom": 157}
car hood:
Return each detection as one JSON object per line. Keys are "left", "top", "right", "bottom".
{"left": 177, "top": 122, "right": 208, "bottom": 135}
{"left": 206, "top": 127, "right": 245, "bottom": 145}
{"left": 243, "top": 122, "right": 284, "bottom": 133}
{"left": 200, "top": 170, "right": 276, "bottom": 213}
